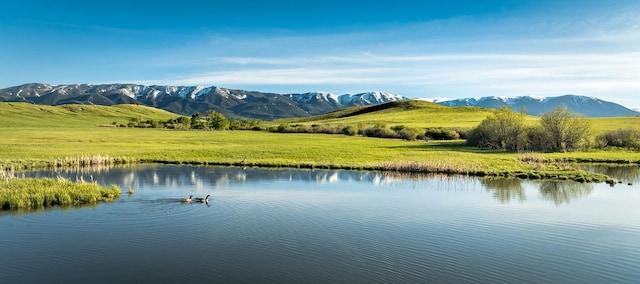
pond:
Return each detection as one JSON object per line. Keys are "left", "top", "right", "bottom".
{"left": 2, "top": 164, "right": 639, "bottom": 283}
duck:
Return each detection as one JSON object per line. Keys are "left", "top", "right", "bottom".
{"left": 195, "top": 194, "right": 210, "bottom": 203}
{"left": 181, "top": 195, "right": 193, "bottom": 202}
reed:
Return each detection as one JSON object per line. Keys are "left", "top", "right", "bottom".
{"left": 0, "top": 176, "right": 121, "bottom": 210}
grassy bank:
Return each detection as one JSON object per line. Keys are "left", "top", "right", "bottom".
{"left": 0, "top": 176, "right": 121, "bottom": 210}
{"left": 0, "top": 126, "right": 628, "bottom": 182}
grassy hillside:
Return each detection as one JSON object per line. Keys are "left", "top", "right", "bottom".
{"left": 588, "top": 116, "right": 640, "bottom": 135}
{"left": 276, "top": 100, "right": 640, "bottom": 135}
{"left": 0, "top": 102, "right": 180, "bottom": 128}
{"left": 274, "top": 100, "right": 537, "bottom": 129}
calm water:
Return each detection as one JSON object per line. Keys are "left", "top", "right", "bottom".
{"left": 2, "top": 164, "right": 639, "bottom": 283}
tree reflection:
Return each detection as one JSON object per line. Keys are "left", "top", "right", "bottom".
{"left": 481, "top": 178, "right": 526, "bottom": 203}
{"left": 581, "top": 164, "right": 640, "bottom": 185}
{"left": 538, "top": 181, "right": 593, "bottom": 206}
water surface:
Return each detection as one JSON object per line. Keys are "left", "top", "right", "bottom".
{"left": 2, "top": 165, "right": 639, "bottom": 283}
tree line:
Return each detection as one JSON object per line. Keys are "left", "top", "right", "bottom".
{"left": 115, "top": 110, "right": 263, "bottom": 130}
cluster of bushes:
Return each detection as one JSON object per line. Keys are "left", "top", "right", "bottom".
{"left": 595, "top": 128, "right": 640, "bottom": 149}
{"left": 115, "top": 111, "right": 263, "bottom": 131}
{"left": 117, "top": 117, "right": 162, "bottom": 128}
{"left": 269, "top": 123, "right": 466, "bottom": 141}
{"left": 467, "top": 106, "right": 591, "bottom": 152}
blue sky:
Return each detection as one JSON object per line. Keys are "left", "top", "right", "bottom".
{"left": 1, "top": 0, "right": 639, "bottom": 109}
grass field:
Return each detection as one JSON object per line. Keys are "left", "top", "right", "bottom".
{"left": 1, "top": 102, "right": 639, "bottom": 183}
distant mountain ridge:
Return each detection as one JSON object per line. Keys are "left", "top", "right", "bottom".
{"left": 2, "top": 83, "right": 637, "bottom": 119}
{"left": 0, "top": 83, "right": 407, "bottom": 120}
{"left": 430, "top": 95, "right": 640, "bottom": 117}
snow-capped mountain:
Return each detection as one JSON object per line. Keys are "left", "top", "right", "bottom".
{"left": 430, "top": 95, "right": 640, "bottom": 117}
{"left": 285, "top": 91, "right": 406, "bottom": 115}
{"left": 0, "top": 83, "right": 408, "bottom": 120}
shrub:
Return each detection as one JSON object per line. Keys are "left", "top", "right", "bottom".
{"left": 467, "top": 107, "right": 526, "bottom": 150}
{"left": 425, "top": 127, "right": 461, "bottom": 140}
{"left": 342, "top": 126, "right": 358, "bottom": 136}
{"left": 525, "top": 125, "right": 553, "bottom": 152}
{"left": 540, "top": 106, "right": 591, "bottom": 152}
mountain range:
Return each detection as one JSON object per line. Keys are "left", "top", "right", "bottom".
{"left": 0, "top": 83, "right": 406, "bottom": 120}
{"left": 429, "top": 95, "right": 640, "bottom": 118}
{"left": 1, "top": 83, "right": 638, "bottom": 119}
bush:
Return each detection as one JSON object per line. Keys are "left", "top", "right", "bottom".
{"left": 467, "top": 107, "right": 527, "bottom": 150}
{"left": 525, "top": 125, "right": 553, "bottom": 152}
{"left": 425, "top": 128, "right": 461, "bottom": 140}
{"left": 540, "top": 106, "right": 591, "bottom": 152}
{"left": 342, "top": 126, "right": 358, "bottom": 136}
{"left": 361, "top": 126, "right": 399, "bottom": 139}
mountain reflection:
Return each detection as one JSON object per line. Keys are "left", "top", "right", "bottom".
{"left": 25, "top": 165, "right": 434, "bottom": 189}
{"left": 20, "top": 164, "right": 618, "bottom": 205}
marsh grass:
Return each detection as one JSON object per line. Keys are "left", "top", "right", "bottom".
{"left": 53, "top": 155, "right": 134, "bottom": 168}
{"left": 0, "top": 176, "right": 121, "bottom": 210}
{"left": 380, "top": 160, "right": 481, "bottom": 175}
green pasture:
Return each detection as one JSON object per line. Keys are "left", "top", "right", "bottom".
{"left": 587, "top": 116, "right": 640, "bottom": 135}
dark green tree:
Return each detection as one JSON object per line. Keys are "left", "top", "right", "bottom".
{"left": 206, "top": 110, "right": 230, "bottom": 130}
{"left": 191, "top": 112, "right": 204, "bottom": 129}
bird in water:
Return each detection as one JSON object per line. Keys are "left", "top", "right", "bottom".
{"left": 195, "top": 195, "right": 210, "bottom": 203}
{"left": 181, "top": 195, "right": 193, "bottom": 202}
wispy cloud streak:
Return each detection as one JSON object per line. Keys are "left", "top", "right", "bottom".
{"left": 133, "top": 10, "right": 640, "bottom": 108}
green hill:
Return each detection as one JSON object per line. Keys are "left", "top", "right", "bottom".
{"left": 277, "top": 100, "right": 640, "bottom": 135}
{"left": 276, "top": 100, "right": 503, "bottom": 129}
{"left": 0, "top": 102, "right": 180, "bottom": 128}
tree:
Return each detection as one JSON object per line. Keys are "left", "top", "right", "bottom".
{"left": 207, "top": 110, "right": 230, "bottom": 130}
{"left": 467, "top": 106, "right": 527, "bottom": 150}
{"left": 191, "top": 112, "right": 204, "bottom": 129}
{"left": 525, "top": 125, "right": 552, "bottom": 152}
{"left": 540, "top": 106, "right": 590, "bottom": 152}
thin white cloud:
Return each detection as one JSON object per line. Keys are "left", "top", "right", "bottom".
{"left": 133, "top": 10, "right": 640, "bottom": 109}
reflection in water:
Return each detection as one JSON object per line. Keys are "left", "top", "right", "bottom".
{"left": 19, "top": 164, "right": 614, "bottom": 206}
{"left": 578, "top": 164, "right": 640, "bottom": 185}
{"left": 23, "top": 165, "right": 482, "bottom": 193}
{"left": 0, "top": 202, "right": 99, "bottom": 217}
{"left": 539, "top": 181, "right": 594, "bottom": 205}
{"left": 480, "top": 177, "right": 596, "bottom": 205}
{"left": 481, "top": 178, "right": 526, "bottom": 203}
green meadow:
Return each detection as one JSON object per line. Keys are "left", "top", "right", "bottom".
{"left": 1, "top": 102, "right": 639, "bottom": 184}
